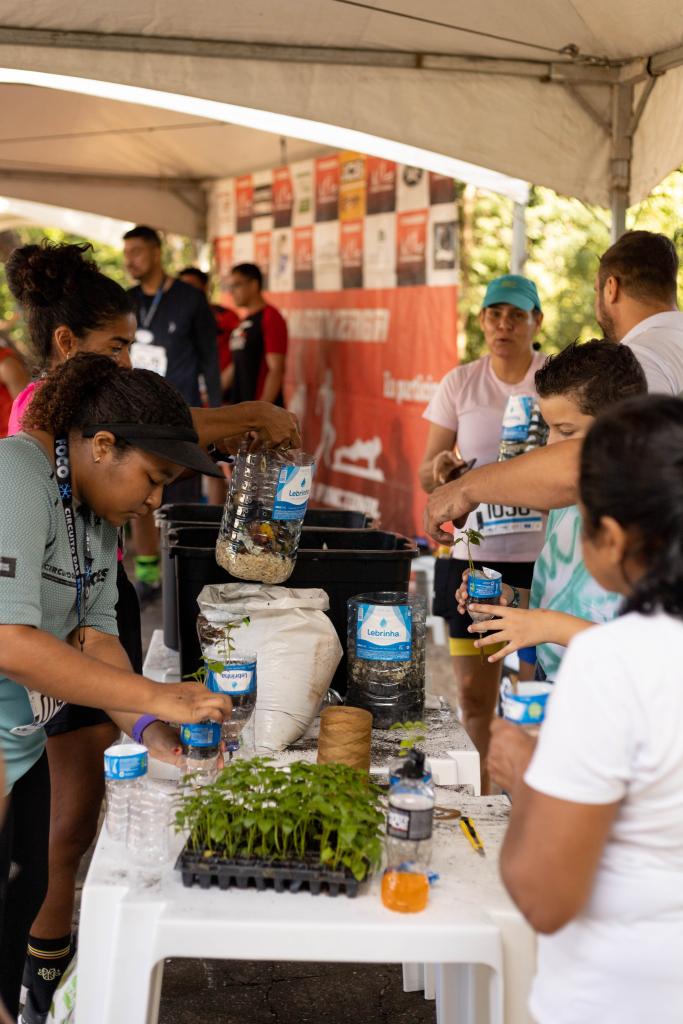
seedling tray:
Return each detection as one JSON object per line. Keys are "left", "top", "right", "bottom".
{"left": 176, "top": 847, "right": 361, "bottom": 897}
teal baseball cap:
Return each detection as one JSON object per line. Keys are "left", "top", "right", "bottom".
{"left": 482, "top": 274, "right": 542, "bottom": 312}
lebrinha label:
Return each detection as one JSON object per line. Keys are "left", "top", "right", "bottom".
{"left": 206, "top": 661, "right": 256, "bottom": 695}
{"left": 272, "top": 464, "right": 314, "bottom": 521}
{"left": 356, "top": 603, "right": 412, "bottom": 662}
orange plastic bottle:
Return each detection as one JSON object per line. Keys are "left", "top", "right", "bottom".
{"left": 381, "top": 869, "right": 429, "bottom": 913}
{"left": 381, "top": 749, "right": 434, "bottom": 914}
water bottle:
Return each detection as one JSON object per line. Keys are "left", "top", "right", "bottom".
{"left": 126, "top": 777, "right": 176, "bottom": 866}
{"left": 215, "top": 444, "right": 315, "bottom": 584}
{"left": 103, "top": 742, "right": 148, "bottom": 842}
{"left": 466, "top": 567, "right": 503, "bottom": 623}
{"left": 382, "top": 749, "right": 434, "bottom": 913}
{"left": 180, "top": 722, "right": 221, "bottom": 785}
{"left": 346, "top": 591, "right": 427, "bottom": 729}
{"left": 498, "top": 395, "right": 547, "bottom": 461}
{"left": 205, "top": 654, "right": 257, "bottom": 755}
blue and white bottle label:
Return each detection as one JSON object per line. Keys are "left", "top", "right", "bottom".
{"left": 467, "top": 570, "right": 503, "bottom": 600}
{"left": 272, "top": 464, "right": 313, "bottom": 521}
{"left": 206, "top": 661, "right": 257, "bottom": 695}
{"left": 501, "top": 395, "right": 534, "bottom": 442}
{"left": 104, "top": 750, "right": 148, "bottom": 780}
{"left": 356, "top": 603, "right": 412, "bottom": 662}
{"left": 180, "top": 722, "right": 221, "bottom": 748}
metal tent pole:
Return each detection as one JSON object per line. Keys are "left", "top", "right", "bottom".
{"left": 511, "top": 201, "right": 527, "bottom": 274}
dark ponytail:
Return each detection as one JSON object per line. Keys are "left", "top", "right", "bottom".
{"left": 24, "top": 352, "right": 192, "bottom": 441}
{"left": 580, "top": 395, "right": 683, "bottom": 619}
{"left": 5, "top": 241, "right": 133, "bottom": 369}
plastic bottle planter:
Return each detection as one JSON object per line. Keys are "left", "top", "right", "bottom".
{"left": 501, "top": 681, "right": 553, "bottom": 729}
{"left": 205, "top": 654, "right": 257, "bottom": 754}
{"left": 466, "top": 568, "right": 502, "bottom": 624}
{"left": 216, "top": 447, "right": 315, "bottom": 584}
{"left": 346, "top": 591, "right": 426, "bottom": 730}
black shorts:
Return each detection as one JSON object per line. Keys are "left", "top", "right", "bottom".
{"left": 44, "top": 561, "right": 143, "bottom": 737}
{"left": 433, "top": 557, "right": 535, "bottom": 654}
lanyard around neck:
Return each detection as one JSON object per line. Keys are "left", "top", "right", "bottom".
{"left": 54, "top": 438, "right": 93, "bottom": 650}
{"left": 140, "top": 277, "right": 167, "bottom": 329}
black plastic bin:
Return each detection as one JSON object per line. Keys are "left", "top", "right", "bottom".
{"left": 168, "top": 525, "right": 417, "bottom": 693}
{"left": 157, "top": 504, "right": 375, "bottom": 650}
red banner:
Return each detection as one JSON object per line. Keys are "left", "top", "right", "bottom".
{"left": 214, "top": 236, "right": 234, "bottom": 292}
{"left": 397, "top": 210, "right": 428, "bottom": 287}
{"left": 235, "top": 175, "right": 253, "bottom": 233}
{"left": 280, "top": 285, "right": 458, "bottom": 537}
{"left": 273, "top": 166, "right": 293, "bottom": 228}
{"left": 254, "top": 232, "right": 272, "bottom": 290}
{"left": 315, "top": 156, "right": 340, "bottom": 223}
{"left": 293, "top": 227, "right": 314, "bottom": 291}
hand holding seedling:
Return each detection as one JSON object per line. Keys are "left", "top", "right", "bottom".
{"left": 456, "top": 568, "right": 514, "bottom": 615}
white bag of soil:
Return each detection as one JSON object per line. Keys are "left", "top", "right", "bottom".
{"left": 196, "top": 584, "right": 342, "bottom": 753}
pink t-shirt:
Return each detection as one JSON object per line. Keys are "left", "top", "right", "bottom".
{"left": 423, "top": 352, "right": 547, "bottom": 562}
{"left": 7, "top": 379, "right": 40, "bottom": 436}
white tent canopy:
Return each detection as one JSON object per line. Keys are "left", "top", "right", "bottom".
{"left": 0, "top": 2, "right": 682, "bottom": 235}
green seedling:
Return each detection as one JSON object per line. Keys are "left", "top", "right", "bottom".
{"left": 389, "top": 719, "right": 428, "bottom": 756}
{"left": 185, "top": 615, "right": 251, "bottom": 682}
{"left": 175, "top": 758, "right": 385, "bottom": 882}
{"left": 452, "top": 527, "right": 483, "bottom": 575}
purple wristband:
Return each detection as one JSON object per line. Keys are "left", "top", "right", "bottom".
{"left": 132, "top": 714, "right": 158, "bottom": 745}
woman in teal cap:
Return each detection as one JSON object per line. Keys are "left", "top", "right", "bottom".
{"left": 419, "top": 273, "right": 545, "bottom": 791}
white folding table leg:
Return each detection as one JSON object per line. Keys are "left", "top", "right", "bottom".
{"left": 423, "top": 963, "right": 436, "bottom": 1000}
{"left": 402, "top": 962, "right": 425, "bottom": 992}
{"left": 435, "top": 963, "right": 473, "bottom": 1023}
{"left": 77, "top": 884, "right": 165, "bottom": 1024}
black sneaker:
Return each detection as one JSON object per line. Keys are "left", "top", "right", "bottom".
{"left": 133, "top": 578, "right": 161, "bottom": 608}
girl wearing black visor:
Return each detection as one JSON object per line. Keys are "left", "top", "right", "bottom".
{"left": 0, "top": 353, "right": 234, "bottom": 1018}
{"left": 4, "top": 241, "right": 300, "bottom": 1024}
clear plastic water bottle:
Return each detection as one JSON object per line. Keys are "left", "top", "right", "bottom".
{"left": 382, "top": 749, "right": 435, "bottom": 913}
{"left": 126, "top": 777, "right": 176, "bottom": 866}
{"left": 346, "top": 591, "right": 427, "bottom": 729}
{"left": 103, "top": 742, "right": 148, "bottom": 842}
{"left": 205, "top": 654, "right": 258, "bottom": 756}
{"left": 498, "top": 395, "right": 548, "bottom": 460}
{"left": 466, "top": 567, "right": 503, "bottom": 623}
{"left": 180, "top": 722, "right": 221, "bottom": 785}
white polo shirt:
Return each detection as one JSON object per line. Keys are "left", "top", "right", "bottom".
{"left": 621, "top": 311, "right": 683, "bottom": 395}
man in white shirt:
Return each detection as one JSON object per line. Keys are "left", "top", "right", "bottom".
{"left": 425, "top": 231, "right": 683, "bottom": 541}
{"left": 596, "top": 230, "right": 683, "bottom": 395}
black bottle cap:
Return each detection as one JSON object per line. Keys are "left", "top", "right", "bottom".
{"left": 402, "top": 748, "right": 425, "bottom": 779}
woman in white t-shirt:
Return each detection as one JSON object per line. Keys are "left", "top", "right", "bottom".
{"left": 490, "top": 394, "right": 683, "bottom": 1024}
{"left": 419, "top": 274, "right": 546, "bottom": 788}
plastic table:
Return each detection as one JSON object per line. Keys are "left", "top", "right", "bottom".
{"left": 77, "top": 792, "right": 535, "bottom": 1024}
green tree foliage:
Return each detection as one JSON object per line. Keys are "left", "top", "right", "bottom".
{"left": 460, "top": 167, "right": 683, "bottom": 361}
{"left": 0, "top": 225, "right": 197, "bottom": 358}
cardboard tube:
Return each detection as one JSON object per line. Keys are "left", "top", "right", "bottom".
{"left": 317, "top": 706, "right": 373, "bottom": 772}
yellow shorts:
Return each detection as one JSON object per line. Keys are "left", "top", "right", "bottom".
{"left": 449, "top": 637, "right": 506, "bottom": 657}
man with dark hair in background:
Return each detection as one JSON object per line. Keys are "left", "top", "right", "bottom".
{"left": 179, "top": 266, "right": 239, "bottom": 504}
{"left": 228, "top": 262, "right": 288, "bottom": 405}
{"left": 596, "top": 230, "right": 683, "bottom": 394}
{"left": 178, "top": 266, "right": 239, "bottom": 402}
{"left": 123, "top": 226, "right": 221, "bottom": 603}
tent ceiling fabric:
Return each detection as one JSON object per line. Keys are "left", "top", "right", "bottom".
{"left": 0, "top": 1, "right": 681, "bottom": 228}
{"left": 0, "top": 82, "right": 331, "bottom": 234}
